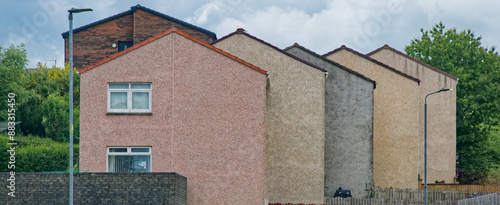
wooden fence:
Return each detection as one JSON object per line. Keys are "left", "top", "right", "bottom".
{"left": 457, "top": 192, "right": 500, "bottom": 205}
{"left": 369, "top": 188, "right": 495, "bottom": 205}
{"left": 325, "top": 197, "right": 384, "bottom": 205}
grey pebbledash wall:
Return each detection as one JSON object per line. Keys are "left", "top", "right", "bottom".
{"left": 285, "top": 44, "right": 375, "bottom": 198}
{"left": 0, "top": 172, "right": 186, "bottom": 205}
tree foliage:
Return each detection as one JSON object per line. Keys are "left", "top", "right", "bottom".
{"left": 405, "top": 22, "right": 500, "bottom": 184}
{"left": 0, "top": 44, "right": 80, "bottom": 143}
{"left": 0, "top": 44, "right": 28, "bottom": 122}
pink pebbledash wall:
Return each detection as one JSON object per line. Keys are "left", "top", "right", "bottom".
{"left": 79, "top": 30, "right": 268, "bottom": 204}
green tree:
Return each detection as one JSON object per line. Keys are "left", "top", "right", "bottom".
{"left": 41, "top": 94, "right": 70, "bottom": 142}
{"left": 0, "top": 44, "right": 28, "bottom": 122}
{"left": 20, "top": 63, "right": 80, "bottom": 141}
{"left": 405, "top": 22, "right": 500, "bottom": 184}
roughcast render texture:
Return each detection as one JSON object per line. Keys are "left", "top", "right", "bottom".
{"left": 213, "top": 29, "right": 326, "bottom": 204}
{"left": 325, "top": 46, "right": 420, "bottom": 189}
{"left": 368, "top": 45, "right": 457, "bottom": 184}
{"left": 80, "top": 29, "right": 267, "bottom": 205}
{"left": 285, "top": 44, "right": 375, "bottom": 198}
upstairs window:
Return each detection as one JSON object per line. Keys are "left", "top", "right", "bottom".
{"left": 118, "top": 41, "right": 133, "bottom": 52}
{"left": 108, "top": 83, "right": 151, "bottom": 113}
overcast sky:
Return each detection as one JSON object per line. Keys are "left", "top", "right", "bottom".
{"left": 2, "top": 0, "right": 500, "bottom": 68}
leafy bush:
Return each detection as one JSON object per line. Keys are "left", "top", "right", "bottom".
{"left": 0, "top": 134, "right": 79, "bottom": 172}
{"left": 41, "top": 93, "right": 69, "bottom": 142}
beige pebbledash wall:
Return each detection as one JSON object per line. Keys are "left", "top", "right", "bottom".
{"left": 80, "top": 31, "right": 267, "bottom": 204}
{"left": 325, "top": 46, "right": 420, "bottom": 189}
{"left": 213, "top": 30, "right": 325, "bottom": 204}
{"left": 368, "top": 45, "right": 457, "bottom": 184}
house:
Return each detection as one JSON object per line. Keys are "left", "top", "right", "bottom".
{"left": 324, "top": 46, "right": 420, "bottom": 189}
{"left": 285, "top": 43, "right": 376, "bottom": 198}
{"left": 61, "top": 4, "right": 216, "bottom": 71}
{"left": 213, "top": 29, "right": 326, "bottom": 204}
{"left": 79, "top": 28, "right": 268, "bottom": 204}
{"left": 367, "top": 45, "right": 457, "bottom": 184}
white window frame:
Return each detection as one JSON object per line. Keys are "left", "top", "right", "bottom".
{"left": 107, "top": 83, "right": 152, "bottom": 113}
{"left": 107, "top": 146, "right": 152, "bottom": 172}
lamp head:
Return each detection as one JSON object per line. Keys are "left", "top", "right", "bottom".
{"left": 439, "top": 88, "right": 453, "bottom": 92}
{"left": 68, "top": 8, "right": 93, "bottom": 13}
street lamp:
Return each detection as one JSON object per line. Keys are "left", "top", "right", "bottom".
{"left": 424, "top": 88, "right": 453, "bottom": 205}
{"left": 68, "top": 7, "right": 92, "bottom": 205}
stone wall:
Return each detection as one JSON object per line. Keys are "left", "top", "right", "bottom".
{"left": 0, "top": 172, "right": 186, "bottom": 205}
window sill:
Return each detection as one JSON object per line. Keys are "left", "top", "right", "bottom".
{"left": 106, "top": 112, "right": 152, "bottom": 116}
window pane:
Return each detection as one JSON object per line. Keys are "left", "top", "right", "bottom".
{"left": 132, "top": 155, "right": 150, "bottom": 172}
{"left": 108, "top": 155, "right": 150, "bottom": 173}
{"left": 110, "top": 92, "right": 127, "bottom": 109}
{"left": 109, "top": 84, "right": 129, "bottom": 89}
{"left": 109, "top": 148, "right": 127, "bottom": 153}
{"left": 131, "top": 148, "right": 149, "bottom": 153}
{"left": 132, "top": 92, "right": 149, "bottom": 109}
{"left": 131, "top": 84, "right": 151, "bottom": 89}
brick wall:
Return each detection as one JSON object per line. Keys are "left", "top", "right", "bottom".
{"left": 425, "top": 184, "right": 500, "bottom": 193}
{"left": 418, "top": 179, "right": 500, "bottom": 193}
{"left": 0, "top": 172, "right": 186, "bottom": 205}
{"left": 64, "top": 8, "right": 215, "bottom": 71}
{"left": 132, "top": 9, "right": 213, "bottom": 45}
{"left": 65, "top": 13, "right": 134, "bottom": 70}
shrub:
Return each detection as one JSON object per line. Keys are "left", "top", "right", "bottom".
{"left": 0, "top": 134, "right": 79, "bottom": 172}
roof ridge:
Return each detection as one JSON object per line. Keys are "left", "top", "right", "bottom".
{"left": 79, "top": 28, "right": 266, "bottom": 75}
{"left": 213, "top": 29, "right": 327, "bottom": 73}
{"left": 284, "top": 43, "right": 376, "bottom": 85}
{"left": 324, "top": 45, "right": 421, "bottom": 84}
{"left": 366, "top": 44, "right": 458, "bottom": 80}
{"left": 62, "top": 4, "right": 216, "bottom": 40}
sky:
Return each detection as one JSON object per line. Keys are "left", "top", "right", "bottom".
{"left": 2, "top": 0, "right": 500, "bottom": 68}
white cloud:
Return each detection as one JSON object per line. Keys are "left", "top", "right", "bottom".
{"left": 210, "top": 0, "right": 409, "bottom": 54}
{"left": 186, "top": 2, "right": 221, "bottom": 25}
{"left": 3, "top": 0, "right": 500, "bottom": 67}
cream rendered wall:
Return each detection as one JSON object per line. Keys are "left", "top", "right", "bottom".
{"left": 285, "top": 45, "right": 375, "bottom": 198}
{"left": 325, "top": 48, "right": 419, "bottom": 189}
{"left": 80, "top": 32, "right": 267, "bottom": 205}
{"left": 214, "top": 32, "right": 325, "bottom": 204}
{"left": 368, "top": 47, "right": 457, "bottom": 184}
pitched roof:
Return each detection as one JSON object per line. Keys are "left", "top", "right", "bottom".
{"left": 324, "top": 45, "right": 420, "bottom": 84}
{"left": 366, "top": 44, "right": 458, "bottom": 80}
{"left": 79, "top": 28, "right": 266, "bottom": 75}
{"left": 212, "top": 28, "right": 328, "bottom": 73}
{"left": 61, "top": 4, "right": 216, "bottom": 41}
{"left": 284, "top": 43, "right": 376, "bottom": 87}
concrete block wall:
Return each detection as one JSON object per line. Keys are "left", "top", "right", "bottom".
{"left": 0, "top": 172, "right": 186, "bottom": 205}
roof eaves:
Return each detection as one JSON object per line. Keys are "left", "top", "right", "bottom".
{"left": 284, "top": 43, "right": 376, "bottom": 85}
{"left": 325, "top": 45, "right": 421, "bottom": 85}
{"left": 134, "top": 5, "right": 217, "bottom": 41}
{"left": 62, "top": 5, "right": 217, "bottom": 41}
{"left": 367, "top": 44, "right": 458, "bottom": 80}
{"left": 61, "top": 10, "right": 133, "bottom": 38}
{"left": 80, "top": 28, "right": 266, "bottom": 75}
{"left": 173, "top": 29, "right": 266, "bottom": 75}
{"left": 213, "top": 28, "right": 327, "bottom": 73}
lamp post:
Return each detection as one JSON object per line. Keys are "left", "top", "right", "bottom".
{"left": 68, "top": 7, "right": 92, "bottom": 205}
{"left": 424, "top": 88, "right": 453, "bottom": 205}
